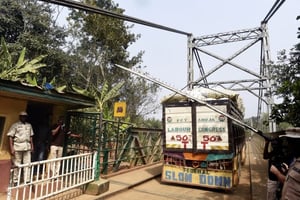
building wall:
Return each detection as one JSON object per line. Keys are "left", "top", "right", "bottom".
{"left": 0, "top": 96, "right": 68, "bottom": 193}
{"left": 0, "top": 88, "right": 91, "bottom": 193}
{"left": 0, "top": 96, "right": 27, "bottom": 193}
{"left": 0, "top": 96, "right": 28, "bottom": 159}
{"left": 0, "top": 97, "right": 68, "bottom": 158}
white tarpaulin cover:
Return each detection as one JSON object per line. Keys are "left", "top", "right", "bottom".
{"left": 161, "top": 87, "right": 245, "bottom": 115}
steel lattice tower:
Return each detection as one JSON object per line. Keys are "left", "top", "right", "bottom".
{"left": 186, "top": 24, "right": 275, "bottom": 132}
{"left": 186, "top": 0, "right": 285, "bottom": 132}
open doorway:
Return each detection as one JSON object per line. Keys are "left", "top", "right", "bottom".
{"left": 27, "top": 102, "right": 53, "bottom": 162}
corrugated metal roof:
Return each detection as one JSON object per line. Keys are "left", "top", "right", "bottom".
{"left": 0, "top": 79, "right": 95, "bottom": 109}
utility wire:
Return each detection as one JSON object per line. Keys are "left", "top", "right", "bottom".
{"left": 262, "top": 0, "right": 285, "bottom": 23}
{"left": 39, "top": 0, "right": 192, "bottom": 36}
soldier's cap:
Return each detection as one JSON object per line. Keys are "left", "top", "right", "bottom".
{"left": 279, "top": 127, "right": 300, "bottom": 138}
{"left": 19, "top": 111, "right": 28, "bottom": 116}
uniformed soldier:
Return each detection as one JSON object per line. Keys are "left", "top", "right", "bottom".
{"left": 7, "top": 111, "right": 34, "bottom": 185}
{"left": 280, "top": 127, "right": 300, "bottom": 200}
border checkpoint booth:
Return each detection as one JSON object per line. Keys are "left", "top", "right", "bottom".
{"left": 0, "top": 79, "right": 95, "bottom": 193}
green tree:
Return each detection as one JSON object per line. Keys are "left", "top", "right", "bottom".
{"left": 0, "top": 38, "right": 46, "bottom": 85}
{"left": 0, "top": 1, "right": 23, "bottom": 43}
{"left": 0, "top": 0, "right": 160, "bottom": 124}
{"left": 0, "top": 37, "right": 67, "bottom": 92}
{"left": 73, "top": 79, "right": 125, "bottom": 115}
{"left": 271, "top": 16, "right": 300, "bottom": 126}
{"left": 67, "top": 0, "right": 159, "bottom": 121}
{"left": 0, "top": 0, "right": 69, "bottom": 84}
{"left": 142, "top": 117, "right": 163, "bottom": 129}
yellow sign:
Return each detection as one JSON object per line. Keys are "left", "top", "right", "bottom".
{"left": 114, "top": 102, "right": 126, "bottom": 117}
{"left": 161, "top": 165, "right": 233, "bottom": 189}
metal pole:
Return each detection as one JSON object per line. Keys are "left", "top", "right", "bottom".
{"left": 187, "top": 35, "right": 194, "bottom": 89}
{"left": 261, "top": 23, "right": 276, "bottom": 132}
{"left": 115, "top": 118, "right": 120, "bottom": 161}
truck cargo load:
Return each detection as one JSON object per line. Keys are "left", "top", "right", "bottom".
{"left": 161, "top": 88, "right": 246, "bottom": 190}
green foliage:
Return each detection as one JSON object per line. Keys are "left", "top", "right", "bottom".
{"left": 271, "top": 17, "right": 300, "bottom": 126}
{"left": 0, "top": 0, "right": 24, "bottom": 43}
{"left": 72, "top": 80, "right": 125, "bottom": 114}
{"left": 0, "top": 0, "right": 68, "bottom": 84}
{"left": 99, "top": 81, "right": 125, "bottom": 109}
{"left": 0, "top": 37, "right": 69, "bottom": 93}
{"left": 0, "top": 0, "right": 160, "bottom": 125}
{"left": 67, "top": 0, "right": 159, "bottom": 121}
{"left": 141, "top": 118, "right": 162, "bottom": 129}
{"left": 0, "top": 37, "right": 46, "bottom": 84}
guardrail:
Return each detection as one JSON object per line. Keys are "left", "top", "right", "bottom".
{"left": 7, "top": 152, "right": 96, "bottom": 200}
{"left": 66, "top": 112, "right": 163, "bottom": 176}
{"left": 6, "top": 112, "right": 163, "bottom": 200}
{"left": 101, "top": 127, "right": 163, "bottom": 174}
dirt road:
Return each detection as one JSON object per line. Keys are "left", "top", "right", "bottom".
{"left": 106, "top": 134, "right": 268, "bottom": 200}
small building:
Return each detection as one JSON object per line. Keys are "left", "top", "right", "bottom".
{"left": 0, "top": 79, "right": 95, "bottom": 192}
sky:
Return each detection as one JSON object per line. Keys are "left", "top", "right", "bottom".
{"left": 110, "top": 0, "right": 299, "bottom": 119}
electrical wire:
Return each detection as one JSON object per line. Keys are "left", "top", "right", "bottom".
{"left": 38, "top": 0, "right": 192, "bottom": 36}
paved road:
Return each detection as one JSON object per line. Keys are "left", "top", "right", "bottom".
{"left": 105, "top": 134, "right": 268, "bottom": 200}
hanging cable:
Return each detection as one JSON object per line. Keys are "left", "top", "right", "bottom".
{"left": 39, "top": 0, "right": 192, "bottom": 36}
{"left": 262, "top": 0, "right": 285, "bottom": 24}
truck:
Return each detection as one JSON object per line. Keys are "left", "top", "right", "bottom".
{"left": 161, "top": 89, "right": 246, "bottom": 190}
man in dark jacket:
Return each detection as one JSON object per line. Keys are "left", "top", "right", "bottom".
{"left": 48, "top": 116, "right": 68, "bottom": 177}
{"left": 280, "top": 128, "right": 300, "bottom": 199}
{"left": 263, "top": 138, "right": 289, "bottom": 200}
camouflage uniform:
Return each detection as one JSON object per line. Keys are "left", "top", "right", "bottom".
{"left": 281, "top": 158, "right": 300, "bottom": 199}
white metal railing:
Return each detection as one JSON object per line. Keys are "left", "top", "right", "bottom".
{"left": 7, "top": 152, "right": 96, "bottom": 200}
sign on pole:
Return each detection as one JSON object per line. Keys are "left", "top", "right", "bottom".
{"left": 114, "top": 102, "right": 126, "bottom": 118}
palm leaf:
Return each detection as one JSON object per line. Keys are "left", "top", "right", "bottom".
{"left": 41, "top": 77, "right": 47, "bottom": 88}
{"left": 55, "top": 85, "right": 67, "bottom": 93}
{"left": 0, "top": 38, "right": 47, "bottom": 82}
{"left": 16, "top": 55, "right": 46, "bottom": 74}
{"left": 0, "top": 37, "right": 12, "bottom": 71}
{"left": 72, "top": 85, "right": 90, "bottom": 96}
{"left": 16, "top": 48, "right": 26, "bottom": 69}
{"left": 99, "top": 81, "right": 109, "bottom": 102}
{"left": 102, "top": 81, "right": 125, "bottom": 103}
{"left": 25, "top": 74, "right": 38, "bottom": 86}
